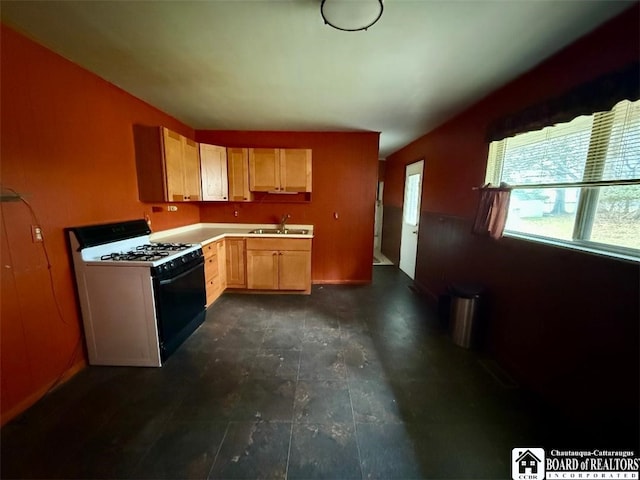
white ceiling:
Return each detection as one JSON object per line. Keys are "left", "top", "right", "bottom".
{"left": 1, "top": 1, "right": 634, "bottom": 158}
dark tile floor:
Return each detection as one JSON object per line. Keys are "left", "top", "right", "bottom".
{"left": 1, "top": 266, "right": 629, "bottom": 479}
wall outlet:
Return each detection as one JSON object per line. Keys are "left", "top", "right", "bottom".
{"left": 167, "top": 205, "right": 178, "bottom": 212}
{"left": 31, "top": 225, "right": 43, "bottom": 242}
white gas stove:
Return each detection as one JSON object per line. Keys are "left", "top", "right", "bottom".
{"left": 67, "top": 219, "right": 206, "bottom": 367}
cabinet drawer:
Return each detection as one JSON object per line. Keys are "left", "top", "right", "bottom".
{"left": 203, "top": 243, "right": 217, "bottom": 258}
{"left": 246, "top": 238, "right": 311, "bottom": 251}
{"left": 206, "top": 277, "right": 219, "bottom": 293}
{"left": 206, "top": 278, "right": 221, "bottom": 306}
{"left": 205, "top": 256, "right": 219, "bottom": 280}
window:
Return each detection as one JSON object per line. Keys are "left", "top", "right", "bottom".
{"left": 403, "top": 173, "right": 421, "bottom": 226}
{"left": 485, "top": 99, "right": 640, "bottom": 259}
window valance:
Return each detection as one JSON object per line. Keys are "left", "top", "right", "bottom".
{"left": 486, "top": 62, "right": 640, "bottom": 142}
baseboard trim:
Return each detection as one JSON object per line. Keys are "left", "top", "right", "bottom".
{"left": 312, "top": 279, "right": 371, "bottom": 285}
{"left": 1, "top": 358, "right": 86, "bottom": 427}
{"left": 411, "top": 280, "right": 439, "bottom": 304}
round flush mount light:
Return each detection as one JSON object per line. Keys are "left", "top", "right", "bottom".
{"left": 321, "top": 0, "right": 384, "bottom": 32}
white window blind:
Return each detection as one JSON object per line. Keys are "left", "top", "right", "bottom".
{"left": 485, "top": 99, "right": 640, "bottom": 258}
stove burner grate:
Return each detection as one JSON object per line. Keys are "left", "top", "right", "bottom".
{"left": 100, "top": 251, "right": 171, "bottom": 262}
{"left": 139, "top": 243, "right": 191, "bottom": 252}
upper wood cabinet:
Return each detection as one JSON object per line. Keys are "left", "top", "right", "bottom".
{"left": 200, "top": 144, "right": 228, "bottom": 201}
{"left": 134, "top": 126, "right": 202, "bottom": 202}
{"left": 249, "top": 148, "right": 279, "bottom": 192}
{"left": 280, "top": 149, "right": 312, "bottom": 193}
{"left": 248, "top": 148, "right": 312, "bottom": 193}
{"left": 181, "top": 136, "right": 201, "bottom": 201}
{"left": 227, "top": 148, "right": 252, "bottom": 202}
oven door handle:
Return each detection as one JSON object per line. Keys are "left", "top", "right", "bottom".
{"left": 157, "top": 261, "right": 203, "bottom": 286}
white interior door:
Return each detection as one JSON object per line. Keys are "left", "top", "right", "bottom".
{"left": 399, "top": 160, "right": 423, "bottom": 279}
{"left": 374, "top": 181, "right": 384, "bottom": 252}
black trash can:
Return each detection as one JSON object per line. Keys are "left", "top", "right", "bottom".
{"left": 449, "top": 284, "right": 483, "bottom": 348}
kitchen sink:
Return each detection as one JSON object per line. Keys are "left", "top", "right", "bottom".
{"left": 249, "top": 228, "right": 309, "bottom": 235}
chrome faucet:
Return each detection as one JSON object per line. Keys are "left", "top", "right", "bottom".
{"left": 279, "top": 214, "right": 290, "bottom": 231}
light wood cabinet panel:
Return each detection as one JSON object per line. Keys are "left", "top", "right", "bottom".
{"left": 205, "top": 239, "right": 228, "bottom": 306}
{"left": 204, "top": 242, "right": 220, "bottom": 306}
{"left": 249, "top": 148, "right": 280, "bottom": 192}
{"left": 245, "top": 238, "right": 311, "bottom": 292}
{"left": 245, "top": 238, "right": 311, "bottom": 251}
{"left": 227, "top": 148, "right": 251, "bottom": 202}
{"left": 246, "top": 250, "right": 279, "bottom": 290}
{"left": 248, "top": 148, "right": 312, "bottom": 193}
{"left": 134, "top": 126, "right": 201, "bottom": 202}
{"left": 205, "top": 250, "right": 219, "bottom": 280}
{"left": 163, "top": 128, "right": 184, "bottom": 201}
{"left": 182, "top": 137, "right": 202, "bottom": 201}
{"left": 278, "top": 250, "right": 311, "bottom": 291}
{"left": 280, "top": 149, "right": 312, "bottom": 192}
{"left": 225, "top": 238, "right": 246, "bottom": 288}
{"left": 217, "top": 240, "right": 227, "bottom": 291}
{"left": 200, "top": 144, "right": 228, "bottom": 201}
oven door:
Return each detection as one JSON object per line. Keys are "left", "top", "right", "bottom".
{"left": 153, "top": 257, "right": 206, "bottom": 361}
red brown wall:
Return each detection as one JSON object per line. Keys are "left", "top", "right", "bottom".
{"left": 382, "top": 4, "right": 640, "bottom": 433}
{"left": 1, "top": 25, "right": 380, "bottom": 423}
{"left": 195, "top": 131, "right": 380, "bottom": 284}
{"left": 0, "top": 25, "right": 200, "bottom": 424}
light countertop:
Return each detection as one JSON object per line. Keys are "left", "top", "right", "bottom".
{"left": 150, "top": 222, "right": 314, "bottom": 246}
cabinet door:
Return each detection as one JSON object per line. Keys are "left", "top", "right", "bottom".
{"left": 162, "top": 128, "right": 185, "bottom": 201}
{"left": 200, "top": 144, "right": 228, "bottom": 201}
{"left": 246, "top": 250, "right": 279, "bottom": 290}
{"left": 249, "top": 148, "right": 280, "bottom": 191}
{"left": 278, "top": 250, "right": 311, "bottom": 291}
{"left": 225, "top": 238, "right": 246, "bottom": 288}
{"left": 182, "top": 137, "right": 201, "bottom": 201}
{"left": 280, "top": 149, "right": 312, "bottom": 193}
{"left": 227, "top": 148, "right": 251, "bottom": 202}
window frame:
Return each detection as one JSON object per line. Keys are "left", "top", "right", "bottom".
{"left": 486, "top": 100, "right": 640, "bottom": 262}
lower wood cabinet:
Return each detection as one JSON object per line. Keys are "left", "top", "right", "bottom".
{"left": 204, "top": 239, "right": 226, "bottom": 306}
{"left": 204, "top": 236, "right": 311, "bottom": 307}
{"left": 225, "top": 238, "right": 247, "bottom": 288}
{"left": 246, "top": 238, "right": 311, "bottom": 293}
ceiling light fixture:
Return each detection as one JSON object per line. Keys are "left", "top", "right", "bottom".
{"left": 321, "top": 0, "right": 383, "bottom": 32}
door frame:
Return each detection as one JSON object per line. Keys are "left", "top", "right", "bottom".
{"left": 399, "top": 160, "right": 424, "bottom": 279}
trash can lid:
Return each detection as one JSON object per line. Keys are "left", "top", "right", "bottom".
{"left": 450, "top": 283, "right": 483, "bottom": 298}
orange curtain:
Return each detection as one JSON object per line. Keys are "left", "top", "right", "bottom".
{"left": 472, "top": 186, "right": 512, "bottom": 240}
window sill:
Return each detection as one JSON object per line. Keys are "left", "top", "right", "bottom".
{"left": 503, "top": 232, "right": 640, "bottom": 264}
